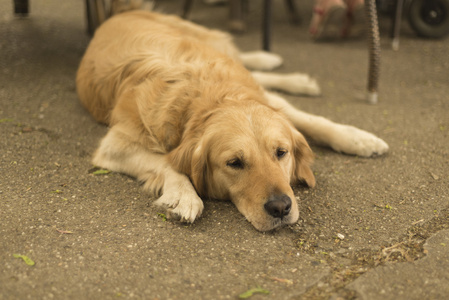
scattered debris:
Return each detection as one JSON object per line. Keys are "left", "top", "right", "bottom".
{"left": 412, "top": 219, "right": 424, "bottom": 225}
{"left": 21, "top": 126, "right": 34, "bottom": 133}
{"left": 380, "top": 242, "right": 413, "bottom": 262}
{"left": 429, "top": 171, "right": 439, "bottom": 180}
{"left": 271, "top": 277, "right": 293, "bottom": 285}
{"left": 373, "top": 203, "right": 393, "bottom": 210}
{"left": 56, "top": 229, "right": 73, "bottom": 234}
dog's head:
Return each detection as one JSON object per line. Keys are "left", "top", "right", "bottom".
{"left": 169, "top": 101, "right": 315, "bottom": 231}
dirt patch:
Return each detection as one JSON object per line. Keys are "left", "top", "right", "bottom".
{"left": 296, "top": 207, "right": 449, "bottom": 299}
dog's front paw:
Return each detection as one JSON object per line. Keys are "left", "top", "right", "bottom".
{"left": 154, "top": 189, "right": 204, "bottom": 223}
{"left": 239, "top": 51, "right": 283, "bottom": 71}
{"left": 330, "top": 125, "right": 389, "bottom": 157}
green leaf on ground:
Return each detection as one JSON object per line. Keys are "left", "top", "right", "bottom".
{"left": 13, "top": 254, "right": 35, "bottom": 266}
{"left": 92, "top": 169, "right": 111, "bottom": 175}
{"left": 239, "top": 287, "right": 270, "bottom": 298}
{"left": 157, "top": 213, "right": 167, "bottom": 221}
{"left": 0, "top": 118, "right": 14, "bottom": 123}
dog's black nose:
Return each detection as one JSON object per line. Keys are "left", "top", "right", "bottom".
{"left": 264, "top": 194, "right": 292, "bottom": 218}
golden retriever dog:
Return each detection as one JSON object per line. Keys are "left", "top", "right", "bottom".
{"left": 77, "top": 11, "right": 388, "bottom": 231}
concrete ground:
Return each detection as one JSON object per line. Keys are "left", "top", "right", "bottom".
{"left": 1, "top": 0, "right": 448, "bottom": 299}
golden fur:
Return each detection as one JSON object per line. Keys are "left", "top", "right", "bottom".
{"left": 77, "top": 11, "right": 388, "bottom": 231}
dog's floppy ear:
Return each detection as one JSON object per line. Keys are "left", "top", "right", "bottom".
{"left": 190, "top": 141, "right": 209, "bottom": 196}
{"left": 168, "top": 109, "right": 217, "bottom": 197}
{"left": 168, "top": 136, "right": 209, "bottom": 196}
{"left": 292, "top": 130, "right": 316, "bottom": 188}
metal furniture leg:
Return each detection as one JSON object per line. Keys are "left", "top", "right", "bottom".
{"left": 85, "top": 0, "right": 108, "bottom": 35}
{"left": 285, "top": 0, "right": 301, "bottom": 24}
{"left": 262, "top": 0, "right": 272, "bottom": 51}
{"left": 365, "top": 0, "right": 381, "bottom": 104}
{"left": 229, "top": 0, "right": 247, "bottom": 32}
{"left": 262, "top": 0, "right": 301, "bottom": 52}
{"left": 182, "top": 0, "right": 194, "bottom": 19}
{"left": 13, "top": 0, "right": 29, "bottom": 15}
{"left": 392, "top": 0, "right": 405, "bottom": 50}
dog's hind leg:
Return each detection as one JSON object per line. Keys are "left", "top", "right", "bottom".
{"left": 238, "top": 51, "right": 321, "bottom": 96}
{"left": 264, "top": 91, "right": 389, "bottom": 157}
{"left": 239, "top": 51, "right": 284, "bottom": 71}
{"left": 92, "top": 126, "right": 204, "bottom": 222}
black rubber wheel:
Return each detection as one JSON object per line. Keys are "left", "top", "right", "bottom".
{"left": 408, "top": 0, "right": 449, "bottom": 38}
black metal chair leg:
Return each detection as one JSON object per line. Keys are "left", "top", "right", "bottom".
{"left": 262, "top": 0, "right": 271, "bottom": 51}
{"left": 392, "top": 0, "right": 405, "bottom": 50}
{"left": 285, "top": 0, "right": 301, "bottom": 25}
{"left": 14, "top": 0, "right": 29, "bottom": 15}
{"left": 229, "top": 0, "right": 247, "bottom": 32}
{"left": 182, "top": 0, "right": 194, "bottom": 19}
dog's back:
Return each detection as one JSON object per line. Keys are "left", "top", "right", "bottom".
{"left": 76, "top": 11, "right": 242, "bottom": 124}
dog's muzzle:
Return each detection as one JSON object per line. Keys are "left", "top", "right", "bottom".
{"left": 264, "top": 194, "right": 292, "bottom": 219}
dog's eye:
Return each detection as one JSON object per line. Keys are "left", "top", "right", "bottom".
{"left": 226, "top": 158, "right": 244, "bottom": 169}
{"left": 276, "top": 148, "right": 288, "bottom": 159}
